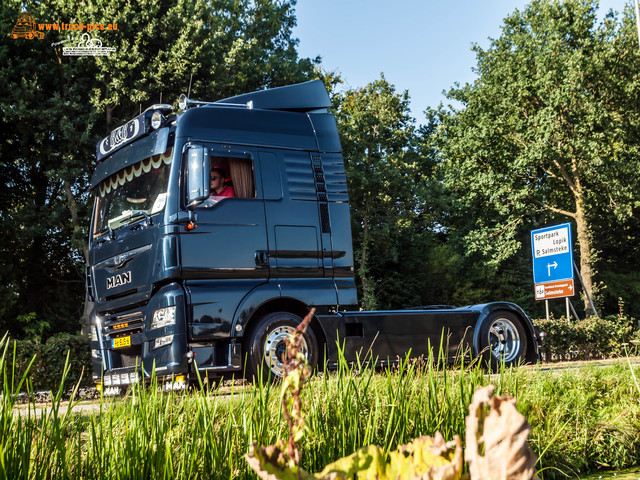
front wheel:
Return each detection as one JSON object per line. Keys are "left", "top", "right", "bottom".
{"left": 478, "top": 311, "right": 528, "bottom": 369}
{"left": 243, "top": 312, "right": 319, "bottom": 382}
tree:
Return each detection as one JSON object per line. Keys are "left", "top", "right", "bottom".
{"left": 85, "top": 0, "right": 318, "bottom": 131}
{"left": 335, "top": 75, "right": 435, "bottom": 309}
{"left": 0, "top": 0, "right": 316, "bottom": 337}
{"left": 433, "top": 0, "right": 640, "bottom": 312}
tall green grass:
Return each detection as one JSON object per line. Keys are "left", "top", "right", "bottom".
{"left": 1, "top": 334, "right": 639, "bottom": 479}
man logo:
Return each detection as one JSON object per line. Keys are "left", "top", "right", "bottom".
{"left": 107, "top": 271, "right": 132, "bottom": 290}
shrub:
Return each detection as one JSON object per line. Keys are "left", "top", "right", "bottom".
{"left": 535, "top": 314, "right": 638, "bottom": 361}
{"left": 1, "top": 333, "right": 92, "bottom": 392}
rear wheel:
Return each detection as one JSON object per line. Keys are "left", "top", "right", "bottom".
{"left": 243, "top": 312, "right": 319, "bottom": 382}
{"left": 478, "top": 311, "right": 527, "bottom": 369}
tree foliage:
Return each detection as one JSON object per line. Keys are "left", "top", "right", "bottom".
{"left": 85, "top": 0, "right": 318, "bottom": 130}
{"left": 2, "top": 0, "right": 640, "bottom": 333}
{"left": 335, "top": 76, "right": 446, "bottom": 310}
{"left": 0, "top": 0, "right": 315, "bottom": 338}
{"left": 432, "top": 0, "right": 640, "bottom": 313}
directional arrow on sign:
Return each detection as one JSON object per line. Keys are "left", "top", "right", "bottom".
{"left": 547, "top": 261, "right": 558, "bottom": 276}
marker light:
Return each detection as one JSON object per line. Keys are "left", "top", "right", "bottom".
{"left": 179, "top": 94, "right": 187, "bottom": 111}
{"left": 151, "top": 110, "right": 164, "bottom": 129}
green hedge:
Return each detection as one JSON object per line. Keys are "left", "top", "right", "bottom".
{"left": 535, "top": 314, "right": 640, "bottom": 362}
{"left": 2, "top": 333, "right": 92, "bottom": 392}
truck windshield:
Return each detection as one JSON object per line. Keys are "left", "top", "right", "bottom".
{"left": 92, "top": 148, "right": 172, "bottom": 237}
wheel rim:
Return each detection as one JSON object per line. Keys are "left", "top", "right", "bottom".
{"left": 488, "top": 318, "right": 521, "bottom": 363}
{"left": 263, "top": 325, "right": 308, "bottom": 377}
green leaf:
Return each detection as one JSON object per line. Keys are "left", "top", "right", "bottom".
{"left": 317, "top": 444, "right": 387, "bottom": 479}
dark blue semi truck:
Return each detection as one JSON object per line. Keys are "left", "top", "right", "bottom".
{"left": 87, "top": 80, "right": 541, "bottom": 392}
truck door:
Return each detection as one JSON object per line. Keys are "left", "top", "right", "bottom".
{"left": 179, "top": 146, "right": 269, "bottom": 340}
{"left": 259, "top": 149, "right": 323, "bottom": 278}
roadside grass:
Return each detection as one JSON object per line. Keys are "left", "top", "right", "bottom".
{"left": 1, "top": 336, "right": 640, "bottom": 479}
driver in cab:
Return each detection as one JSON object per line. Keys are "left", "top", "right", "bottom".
{"left": 203, "top": 167, "right": 235, "bottom": 207}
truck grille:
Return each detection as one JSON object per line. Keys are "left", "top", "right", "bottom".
{"left": 101, "top": 307, "right": 146, "bottom": 370}
{"left": 312, "top": 155, "right": 331, "bottom": 233}
{"left": 105, "top": 310, "right": 145, "bottom": 337}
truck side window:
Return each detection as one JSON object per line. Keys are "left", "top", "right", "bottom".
{"left": 203, "top": 154, "right": 255, "bottom": 207}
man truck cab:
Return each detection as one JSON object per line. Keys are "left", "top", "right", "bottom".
{"left": 87, "top": 80, "right": 540, "bottom": 391}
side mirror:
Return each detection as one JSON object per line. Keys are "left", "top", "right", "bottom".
{"left": 186, "top": 145, "right": 210, "bottom": 209}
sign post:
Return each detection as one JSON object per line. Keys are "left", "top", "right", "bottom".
{"left": 531, "top": 223, "right": 575, "bottom": 320}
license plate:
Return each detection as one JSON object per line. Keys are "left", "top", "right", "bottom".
{"left": 112, "top": 336, "right": 131, "bottom": 349}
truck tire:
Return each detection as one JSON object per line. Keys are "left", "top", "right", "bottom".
{"left": 244, "top": 312, "right": 319, "bottom": 382}
{"left": 478, "top": 311, "right": 528, "bottom": 369}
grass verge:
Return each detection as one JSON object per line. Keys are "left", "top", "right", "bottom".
{"left": 1, "top": 337, "right": 639, "bottom": 479}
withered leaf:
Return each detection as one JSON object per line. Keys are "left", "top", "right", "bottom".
{"left": 245, "top": 442, "right": 315, "bottom": 480}
{"left": 465, "top": 385, "right": 539, "bottom": 480}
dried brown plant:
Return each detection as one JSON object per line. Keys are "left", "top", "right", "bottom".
{"left": 465, "top": 385, "right": 540, "bottom": 480}
{"left": 280, "top": 308, "right": 315, "bottom": 465}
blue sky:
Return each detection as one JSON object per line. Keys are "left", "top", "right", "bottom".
{"left": 293, "top": 0, "right": 630, "bottom": 121}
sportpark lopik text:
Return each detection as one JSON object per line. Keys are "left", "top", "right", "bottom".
{"left": 38, "top": 22, "right": 117, "bottom": 32}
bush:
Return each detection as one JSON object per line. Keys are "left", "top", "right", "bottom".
{"left": 1, "top": 333, "right": 92, "bottom": 392}
{"left": 535, "top": 314, "right": 639, "bottom": 361}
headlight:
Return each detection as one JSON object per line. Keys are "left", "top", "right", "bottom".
{"left": 154, "top": 335, "right": 174, "bottom": 349}
{"left": 151, "top": 110, "right": 164, "bottom": 129}
{"left": 151, "top": 306, "right": 176, "bottom": 329}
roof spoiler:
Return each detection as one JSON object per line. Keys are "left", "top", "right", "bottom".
{"left": 214, "top": 79, "right": 331, "bottom": 113}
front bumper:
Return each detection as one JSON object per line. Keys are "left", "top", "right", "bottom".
{"left": 90, "top": 282, "right": 190, "bottom": 385}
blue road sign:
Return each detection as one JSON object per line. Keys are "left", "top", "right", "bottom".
{"left": 531, "top": 223, "right": 574, "bottom": 285}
